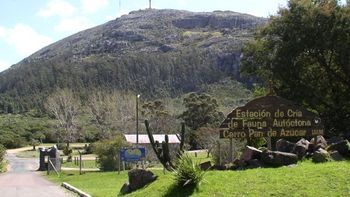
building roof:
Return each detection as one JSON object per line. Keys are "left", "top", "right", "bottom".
{"left": 124, "top": 134, "right": 181, "bottom": 144}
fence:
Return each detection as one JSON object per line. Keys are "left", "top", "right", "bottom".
{"left": 48, "top": 157, "right": 61, "bottom": 176}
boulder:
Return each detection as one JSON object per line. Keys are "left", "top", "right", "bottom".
{"left": 276, "top": 139, "right": 295, "bottom": 153}
{"left": 312, "top": 148, "right": 330, "bottom": 163}
{"left": 120, "top": 183, "right": 131, "bottom": 195}
{"left": 261, "top": 150, "right": 298, "bottom": 167}
{"left": 327, "top": 140, "right": 350, "bottom": 158}
{"left": 240, "top": 146, "right": 262, "bottom": 161}
{"left": 309, "top": 135, "right": 327, "bottom": 152}
{"left": 329, "top": 151, "right": 345, "bottom": 161}
{"left": 326, "top": 136, "right": 344, "bottom": 145}
{"left": 128, "top": 169, "right": 158, "bottom": 191}
{"left": 227, "top": 164, "right": 239, "bottom": 171}
{"left": 233, "top": 159, "right": 247, "bottom": 168}
{"left": 246, "top": 159, "right": 263, "bottom": 169}
{"left": 199, "top": 161, "right": 212, "bottom": 171}
{"left": 292, "top": 138, "right": 309, "bottom": 159}
{"left": 210, "top": 164, "right": 227, "bottom": 171}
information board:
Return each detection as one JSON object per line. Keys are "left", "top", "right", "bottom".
{"left": 120, "top": 147, "right": 146, "bottom": 162}
{"left": 219, "top": 96, "right": 324, "bottom": 139}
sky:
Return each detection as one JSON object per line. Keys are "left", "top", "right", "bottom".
{"left": 0, "top": 0, "right": 292, "bottom": 72}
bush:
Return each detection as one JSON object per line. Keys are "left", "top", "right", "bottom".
{"left": 0, "top": 144, "right": 5, "bottom": 163}
{"left": 212, "top": 139, "right": 245, "bottom": 165}
{"left": 56, "top": 143, "right": 66, "bottom": 150}
{"left": 83, "top": 144, "right": 94, "bottom": 154}
{"left": 173, "top": 154, "right": 205, "bottom": 188}
{"left": 0, "top": 132, "right": 26, "bottom": 149}
{"left": 63, "top": 146, "right": 73, "bottom": 156}
{"left": 93, "top": 135, "right": 129, "bottom": 171}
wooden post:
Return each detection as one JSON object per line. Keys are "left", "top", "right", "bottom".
{"left": 230, "top": 138, "right": 233, "bottom": 162}
{"left": 79, "top": 151, "right": 82, "bottom": 175}
{"left": 47, "top": 156, "right": 50, "bottom": 175}
{"left": 218, "top": 141, "right": 221, "bottom": 165}
{"left": 267, "top": 137, "right": 272, "bottom": 150}
{"left": 118, "top": 158, "right": 121, "bottom": 174}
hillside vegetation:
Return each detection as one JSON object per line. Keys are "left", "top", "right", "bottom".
{"left": 0, "top": 9, "right": 265, "bottom": 113}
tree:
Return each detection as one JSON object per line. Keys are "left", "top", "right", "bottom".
{"left": 196, "top": 127, "right": 220, "bottom": 157}
{"left": 45, "top": 89, "right": 80, "bottom": 148}
{"left": 88, "top": 91, "right": 118, "bottom": 139}
{"left": 180, "top": 93, "right": 223, "bottom": 149}
{"left": 141, "top": 100, "right": 178, "bottom": 134}
{"left": 29, "top": 139, "right": 40, "bottom": 151}
{"left": 87, "top": 90, "right": 136, "bottom": 139}
{"left": 241, "top": 0, "right": 350, "bottom": 135}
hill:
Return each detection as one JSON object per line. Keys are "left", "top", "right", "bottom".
{"left": 0, "top": 9, "right": 266, "bottom": 113}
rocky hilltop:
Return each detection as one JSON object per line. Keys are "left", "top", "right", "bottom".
{"left": 0, "top": 9, "right": 266, "bottom": 113}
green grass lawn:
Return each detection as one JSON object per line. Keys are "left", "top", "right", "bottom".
{"left": 186, "top": 151, "right": 211, "bottom": 164}
{"left": 46, "top": 160, "right": 350, "bottom": 197}
{"left": 62, "top": 160, "right": 99, "bottom": 169}
{"left": 15, "top": 149, "right": 39, "bottom": 158}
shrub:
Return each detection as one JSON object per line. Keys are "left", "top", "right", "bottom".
{"left": 0, "top": 144, "right": 5, "bottom": 163}
{"left": 0, "top": 132, "right": 26, "bottom": 149}
{"left": 83, "top": 144, "right": 94, "bottom": 154}
{"left": 63, "top": 146, "right": 73, "bottom": 156}
{"left": 56, "top": 143, "right": 66, "bottom": 150}
{"left": 212, "top": 139, "right": 245, "bottom": 165}
{"left": 173, "top": 154, "right": 205, "bottom": 188}
{"left": 93, "top": 135, "right": 129, "bottom": 171}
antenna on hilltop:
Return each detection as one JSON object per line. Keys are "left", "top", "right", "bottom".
{"left": 149, "top": 0, "right": 152, "bottom": 9}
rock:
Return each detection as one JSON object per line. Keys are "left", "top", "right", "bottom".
{"left": 199, "top": 161, "right": 212, "bottom": 171}
{"left": 128, "top": 169, "right": 158, "bottom": 191}
{"left": 276, "top": 139, "right": 295, "bottom": 153}
{"left": 292, "top": 138, "right": 309, "bottom": 159}
{"left": 309, "top": 135, "right": 327, "bottom": 152}
{"left": 327, "top": 136, "right": 344, "bottom": 145}
{"left": 233, "top": 159, "right": 247, "bottom": 169}
{"left": 120, "top": 183, "right": 131, "bottom": 194}
{"left": 240, "top": 146, "right": 262, "bottom": 161}
{"left": 210, "top": 165, "right": 227, "bottom": 171}
{"left": 227, "top": 164, "right": 238, "bottom": 171}
{"left": 246, "top": 159, "right": 263, "bottom": 169}
{"left": 312, "top": 148, "right": 330, "bottom": 163}
{"left": 327, "top": 140, "right": 350, "bottom": 158}
{"left": 261, "top": 150, "right": 298, "bottom": 167}
{"left": 329, "top": 151, "right": 345, "bottom": 161}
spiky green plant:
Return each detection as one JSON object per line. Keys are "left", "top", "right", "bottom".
{"left": 173, "top": 154, "right": 205, "bottom": 188}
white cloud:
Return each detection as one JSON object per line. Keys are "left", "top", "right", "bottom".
{"left": 81, "top": 0, "right": 109, "bottom": 14}
{"left": 54, "top": 17, "right": 94, "bottom": 33}
{"left": 0, "top": 24, "right": 53, "bottom": 57}
{"left": 37, "top": 0, "right": 76, "bottom": 17}
{"left": 0, "top": 60, "right": 10, "bottom": 72}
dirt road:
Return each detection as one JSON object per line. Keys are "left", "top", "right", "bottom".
{"left": 0, "top": 149, "right": 73, "bottom": 197}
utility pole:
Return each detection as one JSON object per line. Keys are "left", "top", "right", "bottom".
{"left": 149, "top": 0, "right": 151, "bottom": 9}
{"left": 136, "top": 94, "right": 140, "bottom": 147}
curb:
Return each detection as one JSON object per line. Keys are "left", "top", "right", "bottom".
{"left": 62, "top": 182, "right": 92, "bottom": 197}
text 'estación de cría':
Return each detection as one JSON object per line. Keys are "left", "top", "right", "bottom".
{"left": 219, "top": 96, "right": 324, "bottom": 139}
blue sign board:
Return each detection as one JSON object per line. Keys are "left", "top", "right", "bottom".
{"left": 120, "top": 147, "right": 146, "bottom": 162}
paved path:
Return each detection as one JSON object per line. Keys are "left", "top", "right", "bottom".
{"left": 0, "top": 150, "right": 73, "bottom": 197}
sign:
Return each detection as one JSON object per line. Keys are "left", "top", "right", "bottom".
{"left": 219, "top": 96, "right": 324, "bottom": 139}
{"left": 120, "top": 147, "right": 146, "bottom": 162}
